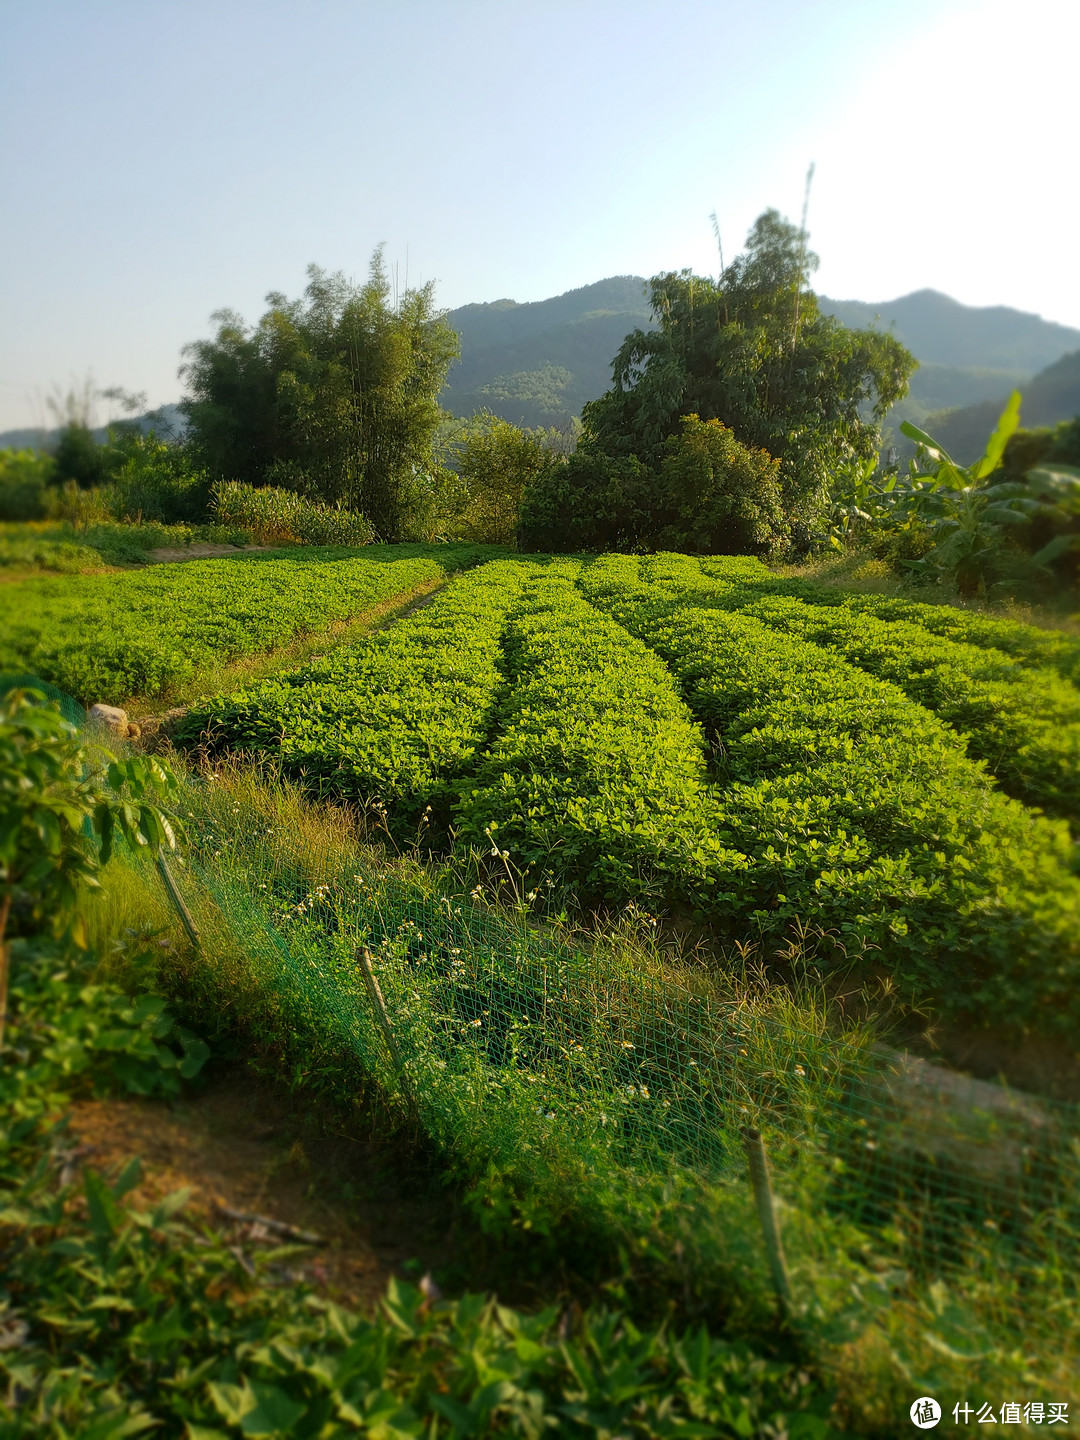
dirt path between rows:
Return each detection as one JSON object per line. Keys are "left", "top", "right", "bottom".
{"left": 146, "top": 543, "right": 275, "bottom": 563}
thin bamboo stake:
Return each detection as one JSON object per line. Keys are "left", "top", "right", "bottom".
{"left": 157, "top": 853, "right": 200, "bottom": 948}
{"left": 357, "top": 946, "right": 416, "bottom": 1113}
{"left": 0, "top": 894, "right": 11, "bottom": 1052}
{"left": 743, "top": 1127, "right": 793, "bottom": 1313}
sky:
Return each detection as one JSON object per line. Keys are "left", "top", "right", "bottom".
{"left": 1, "top": 0, "right": 1077, "bottom": 431}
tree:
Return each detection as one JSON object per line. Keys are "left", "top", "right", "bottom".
{"left": 180, "top": 253, "right": 460, "bottom": 541}
{"left": 444, "top": 412, "right": 559, "bottom": 546}
{"left": 581, "top": 211, "right": 916, "bottom": 531}
{"left": 518, "top": 451, "right": 654, "bottom": 552}
{"left": 517, "top": 417, "right": 785, "bottom": 555}
{"left": 656, "top": 415, "right": 786, "bottom": 555}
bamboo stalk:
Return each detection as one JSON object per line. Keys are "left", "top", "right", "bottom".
{"left": 743, "top": 1127, "right": 793, "bottom": 1312}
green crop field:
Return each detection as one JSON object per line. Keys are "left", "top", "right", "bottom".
{"left": 178, "top": 549, "right": 1080, "bottom": 1043}
{"left": 10, "top": 541, "right": 1080, "bottom": 1431}
{"left": 0, "top": 542, "right": 501, "bottom": 704}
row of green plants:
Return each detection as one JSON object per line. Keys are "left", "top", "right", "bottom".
{"left": 454, "top": 562, "right": 733, "bottom": 906}
{"left": 633, "top": 554, "right": 1080, "bottom": 826}
{"left": 693, "top": 553, "right": 1080, "bottom": 684}
{"left": 0, "top": 689, "right": 842, "bottom": 1438}
{"left": 0, "top": 547, "right": 485, "bottom": 704}
{"left": 172, "top": 554, "right": 1080, "bottom": 1039}
{"left": 180, "top": 559, "right": 539, "bottom": 819}
{"left": 737, "top": 594, "right": 1080, "bottom": 825}
{"left": 578, "top": 555, "right": 1080, "bottom": 1038}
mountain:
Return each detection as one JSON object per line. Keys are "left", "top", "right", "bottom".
{"left": 0, "top": 403, "right": 186, "bottom": 453}
{"left": 440, "top": 280, "right": 1080, "bottom": 434}
{"left": 912, "top": 348, "right": 1080, "bottom": 464}
{"left": 817, "top": 289, "right": 1080, "bottom": 372}
{"left": 6, "top": 289, "right": 1076, "bottom": 453}
{"left": 441, "top": 276, "right": 652, "bottom": 428}
{"left": 819, "top": 289, "right": 1080, "bottom": 434}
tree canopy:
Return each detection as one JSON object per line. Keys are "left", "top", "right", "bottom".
{"left": 581, "top": 211, "right": 916, "bottom": 529}
{"left": 179, "top": 253, "right": 459, "bottom": 541}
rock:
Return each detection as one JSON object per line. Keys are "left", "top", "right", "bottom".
{"left": 89, "top": 703, "right": 129, "bottom": 734}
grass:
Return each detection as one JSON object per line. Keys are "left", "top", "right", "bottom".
{"left": 3, "top": 934, "right": 841, "bottom": 1439}
{"left": 85, "top": 756, "right": 1080, "bottom": 1429}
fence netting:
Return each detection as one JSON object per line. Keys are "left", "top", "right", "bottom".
{"left": 171, "top": 776, "right": 1080, "bottom": 1303}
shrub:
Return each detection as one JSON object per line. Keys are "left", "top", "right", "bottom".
{"left": 212, "top": 480, "right": 377, "bottom": 546}
{"left": 109, "top": 433, "right": 216, "bottom": 524}
{"left": 656, "top": 414, "right": 787, "bottom": 556}
{"left": 445, "top": 412, "right": 560, "bottom": 546}
{"left": 518, "top": 450, "right": 656, "bottom": 552}
{"left": 0, "top": 450, "right": 56, "bottom": 521}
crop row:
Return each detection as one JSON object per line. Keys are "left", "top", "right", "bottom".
{"left": 455, "top": 563, "right": 736, "bottom": 905}
{"left": 579, "top": 555, "right": 1080, "bottom": 1036}
{"left": 696, "top": 554, "right": 1080, "bottom": 684}
{"left": 630, "top": 554, "right": 1080, "bottom": 826}
{"left": 0, "top": 543, "right": 499, "bottom": 704}
{"left": 179, "top": 559, "right": 538, "bottom": 819}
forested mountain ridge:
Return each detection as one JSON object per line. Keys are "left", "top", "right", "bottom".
{"left": 913, "top": 347, "right": 1080, "bottom": 462}
{"left": 437, "top": 279, "right": 1080, "bottom": 434}
{"left": 440, "top": 276, "right": 652, "bottom": 430}
{"left": 818, "top": 289, "right": 1080, "bottom": 372}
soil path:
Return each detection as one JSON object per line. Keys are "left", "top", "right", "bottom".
{"left": 146, "top": 543, "right": 275, "bottom": 563}
{"left": 65, "top": 1066, "right": 454, "bottom": 1309}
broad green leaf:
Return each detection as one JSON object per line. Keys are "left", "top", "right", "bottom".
{"left": 972, "top": 389, "right": 1021, "bottom": 479}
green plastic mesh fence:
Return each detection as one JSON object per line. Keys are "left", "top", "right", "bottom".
{"left": 0, "top": 672, "right": 85, "bottom": 728}
{"left": 171, "top": 778, "right": 1080, "bottom": 1296}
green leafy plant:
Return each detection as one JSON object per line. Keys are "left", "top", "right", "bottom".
{"left": 212, "top": 478, "right": 377, "bottom": 546}
{"left": 0, "top": 688, "right": 184, "bottom": 1045}
{"left": 899, "top": 393, "right": 1026, "bottom": 595}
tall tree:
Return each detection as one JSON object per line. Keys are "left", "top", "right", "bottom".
{"left": 180, "top": 252, "right": 459, "bottom": 540}
{"left": 581, "top": 211, "right": 916, "bottom": 528}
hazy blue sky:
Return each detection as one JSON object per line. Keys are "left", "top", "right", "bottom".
{"left": 1, "top": 0, "right": 1076, "bottom": 430}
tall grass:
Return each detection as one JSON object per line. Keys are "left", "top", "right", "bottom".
{"left": 212, "top": 480, "right": 377, "bottom": 546}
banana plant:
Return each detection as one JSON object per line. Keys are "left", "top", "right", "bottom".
{"left": 980, "top": 463, "right": 1080, "bottom": 576}
{"left": 898, "top": 393, "right": 1025, "bottom": 595}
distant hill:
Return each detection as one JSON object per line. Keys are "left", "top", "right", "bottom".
{"left": 441, "top": 279, "right": 1080, "bottom": 434}
{"left": 819, "top": 289, "right": 1080, "bottom": 435}
{"left": 0, "top": 403, "right": 185, "bottom": 453}
{"left": 441, "top": 277, "right": 652, "bottom": 428}
{"left": 912, "top": 349, "right": 1080, "bottom": 464}
{"left": 818, "top": 289, "right": 1080, "bottom": 372}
